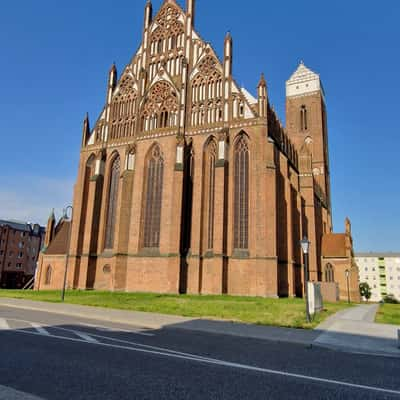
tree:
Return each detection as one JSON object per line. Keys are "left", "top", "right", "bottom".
{"left": 359, "top": 282, "right": 372, "bottom": 302}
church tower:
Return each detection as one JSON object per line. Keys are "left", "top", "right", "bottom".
{"left": 286, "top": 62, "right": 332, "bottom": 223}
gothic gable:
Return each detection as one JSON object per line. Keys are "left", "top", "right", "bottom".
{"left": 85, "top": 0, "right": 263, "bottom": 147}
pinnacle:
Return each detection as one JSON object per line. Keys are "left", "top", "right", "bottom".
{"left": 258, "top": 72, "right": 267, "bottom": 87}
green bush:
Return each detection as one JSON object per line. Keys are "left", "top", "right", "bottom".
{"left": 383, "top": 294, "right": 399, "bottom": 304}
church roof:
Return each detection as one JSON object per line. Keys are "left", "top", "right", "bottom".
{"left": 45, "top": 220, "right": 70, "bottom": 255}
{"left": 286, "top": 62, "right": 325, "bottom": 99}
{"left": 287, "top": 62, "right": 319, "bottom": 84}
{"left": 241, "top": 87, "right": 257, "bottom": 105}
{"left": 322, "top": 233, "right": 347, "bottom": 258}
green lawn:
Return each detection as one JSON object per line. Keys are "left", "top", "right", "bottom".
{"left": 0, "top": 290, "right": 351, "bottom": 329}
{"left": 375, "top": 304, "right": 400, "bottom": 325}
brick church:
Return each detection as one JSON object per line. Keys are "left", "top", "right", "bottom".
{"left": 36, "top": 0, "right": 359, "bottom": 299}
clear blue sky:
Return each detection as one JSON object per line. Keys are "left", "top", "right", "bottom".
{"left": 0, "top": 0, "right": 399, "bottom": 252}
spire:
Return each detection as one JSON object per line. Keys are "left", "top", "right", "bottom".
{"left": 106, "top": 63, "right": 117, "bottom": 105}
{"left": 187, "top": 0, "right": 196, "bottom": 26}
{"left": 109, "top": 62, "right": 117, "bottom": 87}
{"left": 257, "top": 73, "right": 267, "bottom": 118}
{"left": 144, "top": 0, "right": 153, "bottom": 30}
{"left": 109, "top": 62, "right": 117, "bottom": 75}
{"left": 258, "top": 72, "right": 266, "bottom": 88}
{"left": 224, "top": 31, "right": 233, "bottom": 78}
{"left": 49, "top": 208, "right": 55, "bottom": 221}
{"left": 345, "top": 217, "right": 352, "bottom": 235}
{"left": 44, "top": 209, "right": 56, "bottom": 249}
{"left": 81, "top": 113, "right": 90, "bottom": 147}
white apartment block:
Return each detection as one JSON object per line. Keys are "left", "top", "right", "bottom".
{"left": 355, "top": 253, "right": 400, "bottom": 302}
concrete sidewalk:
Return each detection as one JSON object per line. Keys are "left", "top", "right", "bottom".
{"left": 315, "top": 304, "right": 400, "bottom": 357}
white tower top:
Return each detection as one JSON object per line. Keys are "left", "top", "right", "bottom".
{"left": 286, "top": 61, "right": 325, "bottom": 99}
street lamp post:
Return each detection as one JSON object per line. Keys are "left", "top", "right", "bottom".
{"left": 61, "top": 206, "right": 73, "bottom": 302}
{"left": 300, "top": 236, "right": 311, "bottom": 323}
{"left": 345, "top": 269, "right": 351, "bottom": 304}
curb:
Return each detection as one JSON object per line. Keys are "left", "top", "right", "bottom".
{"left": 313, "top": 341, "right": 400, "bottom": 359}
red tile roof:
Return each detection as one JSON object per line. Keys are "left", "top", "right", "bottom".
{"left": 322, "top": 233, "right": 347, "bottom": 258}
{"left": 45, "top": 221, "right": 70, "bottom": 255}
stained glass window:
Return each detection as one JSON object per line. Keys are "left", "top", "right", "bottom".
{"left": 143, "top": 146, "right": 164, "bottom": 248}
{"left": 234, "top": 136, "right": 249, "bottom": 250}
{"left": 105, "top": 156, "right": 121, "bottom": 249}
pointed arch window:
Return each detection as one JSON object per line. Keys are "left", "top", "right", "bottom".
{"left": 45, "top": 265, "right": 52, "bottom": 285}
{"left": 105, "top": 156, "right": 121, "bottom": 249}
{"left": 300, "top": 105, "right": 308, "bottom": 131}
{"left": 143, "top": 145, "right": 164, "bottom": 249}
{"left": 325, "top": 263, "right": 335, "bottom": 283}
{"left": 203, "top": 140, "right": 217, "bottom": 251}
{"left": 234, "top": 135, "right": 249, "bottom": 250}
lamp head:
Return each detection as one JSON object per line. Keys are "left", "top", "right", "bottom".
{"left": 300, "top": 236, "right": 310, "bottom": 255}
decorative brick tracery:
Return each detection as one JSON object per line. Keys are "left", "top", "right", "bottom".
{"left": 149, "top": 4, "right": 185, "bottom": 79}
{"left": 191, "top": 56, "right": 223, "bottom": 126}
{"left": 140, "top": 81, "right": 179, "bottom": 133}
{"left": 110, "top": 75, "right": 137, "bottom": 140}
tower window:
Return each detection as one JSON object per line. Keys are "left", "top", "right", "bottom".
{"left": 300, "top": 105, "right": 308, "bottom": 131}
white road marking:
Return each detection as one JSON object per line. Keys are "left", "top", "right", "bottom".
{"left": 0, "top": 384, "right": 45, "bottom": 400}
{"left": 73, "top": 331, "right": 99, "bottom": 343}
{"left": 64, "top": 329, "right": 215, "bottom": 361}
{"left": 30, "top": 323, "right": 50, "bottom": 336}
{"left": 12, "top": 329, "right": 400, "bottom": 397}
{"left": 0, "top": 318, "right": 10, "bottom": 330}
{"left": 78, "top": 322, "right": 154, "bottom": 337}
{"left": 5, "top": 317, "right": 154, "bottom": 337}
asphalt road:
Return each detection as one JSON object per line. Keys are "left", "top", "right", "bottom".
{"left": 0, "top": 306, "right": 399, "bottom": 400}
